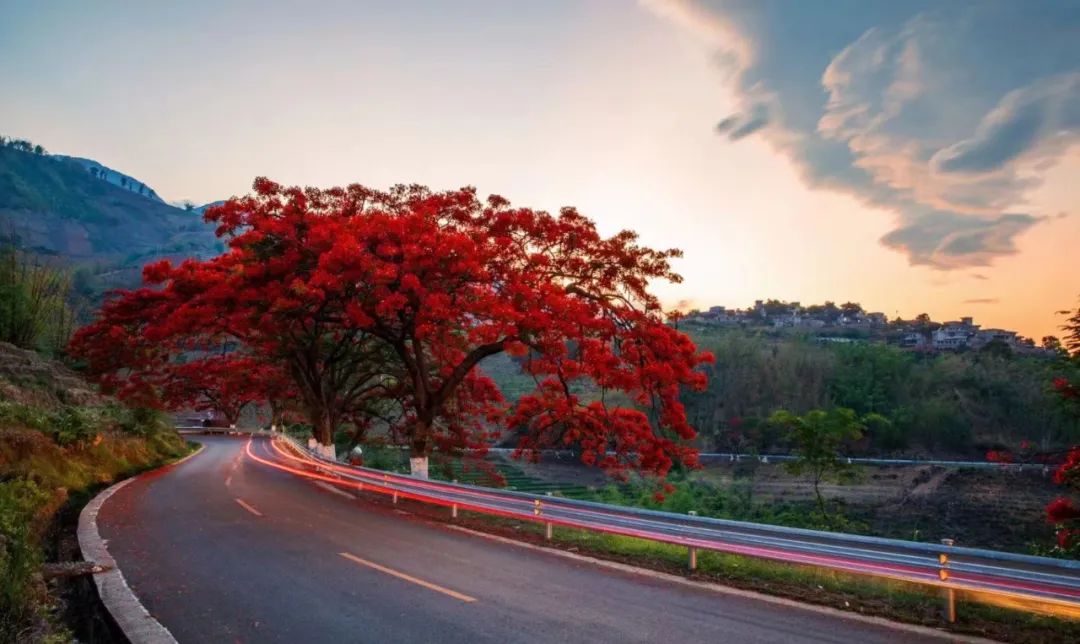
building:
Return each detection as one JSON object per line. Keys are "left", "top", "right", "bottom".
{"left": 900, "top": 332, "right": 930, "bottom": 349}
{"left": 970, "top": 328, "right": 1019, "bottom": 350}
{"left": 932, "top": 318, "right": 979, "bottom": 350}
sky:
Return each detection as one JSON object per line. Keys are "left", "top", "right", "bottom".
{"left": 1, "top": 0, "right": 1078, "bottom": 340}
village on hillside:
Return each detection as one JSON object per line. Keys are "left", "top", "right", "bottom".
{"left": 680, "top": 300, "right": 1061, "bottom": 357}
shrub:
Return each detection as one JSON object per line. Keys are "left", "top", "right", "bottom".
{"left": 0, "top": 478, "right": 52, "bottom": 641}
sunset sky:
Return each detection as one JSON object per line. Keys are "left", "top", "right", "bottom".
{"left": 2, "top": 0, "right": 1077, "bottom": 339}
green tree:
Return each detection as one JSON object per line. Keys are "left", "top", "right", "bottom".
{"left": 1042, "top": 335, "right": 1064, "bottom": 354}
{"left": 768, "top": 407, "right": 865, "bottom": 523}
{"left": 827, "top": 342, "right": 910, "bottom": 415}
{"left": 840, "top": 301, "right": 862, "bottom": 317}
{"left": 1061, "top": 299, "right": 1080, "bottom": 357}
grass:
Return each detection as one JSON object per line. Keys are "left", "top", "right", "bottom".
{"left": 0, "top": 401, "right": 192, "bottom": 642}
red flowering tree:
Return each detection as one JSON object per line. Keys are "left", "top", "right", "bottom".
{"left": 1049, "top": 377, "right": 1080, "bottom": 551}
{"left": 73, "top": 178, "right": 711, "bottom": 477}
{"left": 986, "top": 377, "right": 1080, "bottom": 552}
{"left": 160, "top": 356, "right": 292, "bottom": 427}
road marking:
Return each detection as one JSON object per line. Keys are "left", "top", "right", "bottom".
{"left": 338, "top": 552, "right": 476, "bottom": 603}
{"left": 235, "top": 498, "right": 263, "bottom": 517}
{"left": 315, "top": 481, "right": 356, "bottom": 499}
{"left": 225, "top": 475, "right": 233, "bottom": 487}
{"left": 440, "top": 525, "right": 994, "bottom": 644}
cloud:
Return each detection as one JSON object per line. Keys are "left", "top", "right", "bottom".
{"left": 931, "top": 73, "right": 1080, "bottom": 174}
{"left": 963, "top": 298, "right": 999, "bottom": 305}
{"left": 715, "top": 102, "right": 769, "bottom": 139}
{"left": 643, "top": 0, "right": 1080, "bottom": 269}
{"left": 880, "top": 212, "right": 1041, "bottom": 268}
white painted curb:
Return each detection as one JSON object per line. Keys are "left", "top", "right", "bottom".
{"left": 77, "top": 444, "right": 204, "bottom": 644}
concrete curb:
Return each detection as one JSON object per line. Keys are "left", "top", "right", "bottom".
{"left": 442, "top": 524, "right": 999, "bottom": 644}
{"left": 77, "top": 444, "right": 204, "bottom": 644}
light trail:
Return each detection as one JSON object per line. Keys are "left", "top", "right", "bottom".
{"left": 241, "top": 435, "right": 1080, "bottom": 619}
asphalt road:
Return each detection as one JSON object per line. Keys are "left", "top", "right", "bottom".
{"left": 97, "top": 436, "right": 947, "bottom": 643}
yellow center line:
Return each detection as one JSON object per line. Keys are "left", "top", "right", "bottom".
{"left": 235, "top": 498, "right": 263, "bottom": 517}
{"left": 339, "top": 552, "right": 477, "bottom": 603}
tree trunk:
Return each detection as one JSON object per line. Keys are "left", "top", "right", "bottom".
{"left": 813, "top": 474, "right": 829, "bottom": 526}
{"left": 409, "top": 424, "right": 430, "bottom": 479}
{"left": 308, "top": 406, "right": 336, "bottom": 460}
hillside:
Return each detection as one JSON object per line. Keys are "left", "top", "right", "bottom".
{"left": 51, "top": 155, "right": 165, "bottom": 203}
{"left": 0, "top": 145, "right": 221, "bottom": 271}
{"left": 0, "top": 341, "right": 190, "bottom": 641}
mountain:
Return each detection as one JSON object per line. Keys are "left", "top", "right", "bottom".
{"left": 52, "top": 155, "right": 166, "bottom": 203}
{"left": 195, "top": 200, "right": 226, "bottom": 214}
{"left": 0, "top": 145, "right": 221, "bottom": 265}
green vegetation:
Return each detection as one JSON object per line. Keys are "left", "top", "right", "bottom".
{"left": 0, "top": 247, "right": 74, "bottom": 355}
{"left": 683, "top": 328, "right": 1080, "bottom": 457}
{"left": 0, "top": 144, "right": 109, "bottom": 224}
{"left": 0, "top": 401, "right": 189, "bottom": 641}
{"left": 0, "top": 384, "right": 189, "bottom": 641}
{"left": 587, "top": 475, "right": 867, "bottom": 533}
{"left": 768, "top": 408, "right": 873, "bottom": 523}
{"left": 510, "top": 521, "right": 1079, "bottom": 643}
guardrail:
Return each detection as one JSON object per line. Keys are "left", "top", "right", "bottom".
{"left": 250, "top": 433, "right": 1080, "bottom": 623}
{"left": 486, "top": 447, "right": 1054, "bottom": 471}
{"left": 328, "top": 443, "right": 1054, "bottom": 471}
{"left": 176, "top": 425, "right": 266, "bottom": 436}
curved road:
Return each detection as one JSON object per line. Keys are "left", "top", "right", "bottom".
{"left": 97, "top": 436, "right": 952, "bottom": 643}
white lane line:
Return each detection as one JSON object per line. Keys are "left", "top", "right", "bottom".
{"left": 339, "top": 552, "right": 477, "bottom": 603}
{"left": 441, "top": 525, "right": 994, "bottom": 643}
{"left": 235, "top": 498, "right": 263, "bottom": 517}
{"left": 225, "top": 475, "right": 233, "bottom": 487}
{"left": 315, "top": 481, "right": 356, "bottom": 499}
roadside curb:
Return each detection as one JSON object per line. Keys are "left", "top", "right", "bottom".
{"left": 77, "top": 443, "right": 205, "bottom": 644}
{"left": 441, "top": 524, "right": 999, "bottom": 644}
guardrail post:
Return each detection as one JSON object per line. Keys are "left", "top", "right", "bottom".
{"left": 689, "top": 547, "right": 698, "bottom": 571}
{"left": 939, "top": 538, "right": 956, "bottom": 623}
{"left": 451, "top": 503, "right": 458, "bottom": 519}
{"left": 546, "top": 522, "right": 553, "bottom": 541}
{"left": 392, "top": 491, "right": 398, "bottom": 504}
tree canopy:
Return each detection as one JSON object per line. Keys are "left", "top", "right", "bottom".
{"left": 71, "top": 178, "right": 712, "bottom": 478}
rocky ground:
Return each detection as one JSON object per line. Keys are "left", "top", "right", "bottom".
{"left": 0, "top": 341, "right": 104, "bottom": 408}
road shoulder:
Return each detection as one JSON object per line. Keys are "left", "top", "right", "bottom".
{"left": 76, "top": 444, "right": 204, "bottom": 644}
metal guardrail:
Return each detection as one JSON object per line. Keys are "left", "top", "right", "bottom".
{"left": 176, "top": 425, "right": 267, "bottom": 436}
{"left": 485, "top": 447, "right": 1054, "bottom": 471}
{"left": 248, "top": 433, "right": 1080, "bottom": 623}
{"left": 363, "top": 444, "right": 1052, "bottom": 471}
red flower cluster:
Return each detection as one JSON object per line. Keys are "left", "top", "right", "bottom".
{"left": 1047, "top": 497, "right": 1080, "bottom": 524}
{"left": 1054, "top": 377, "right": 1079, "bottom": 399}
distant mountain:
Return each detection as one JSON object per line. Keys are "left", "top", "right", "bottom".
{"left": 195, "top": 200, "right": 226, "bottom": 214}
{"left": 0, "top": 145, "right": 222, "bottom": 283}
{"left": 52, "top": 155, "right": 165, "bottom": 203}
